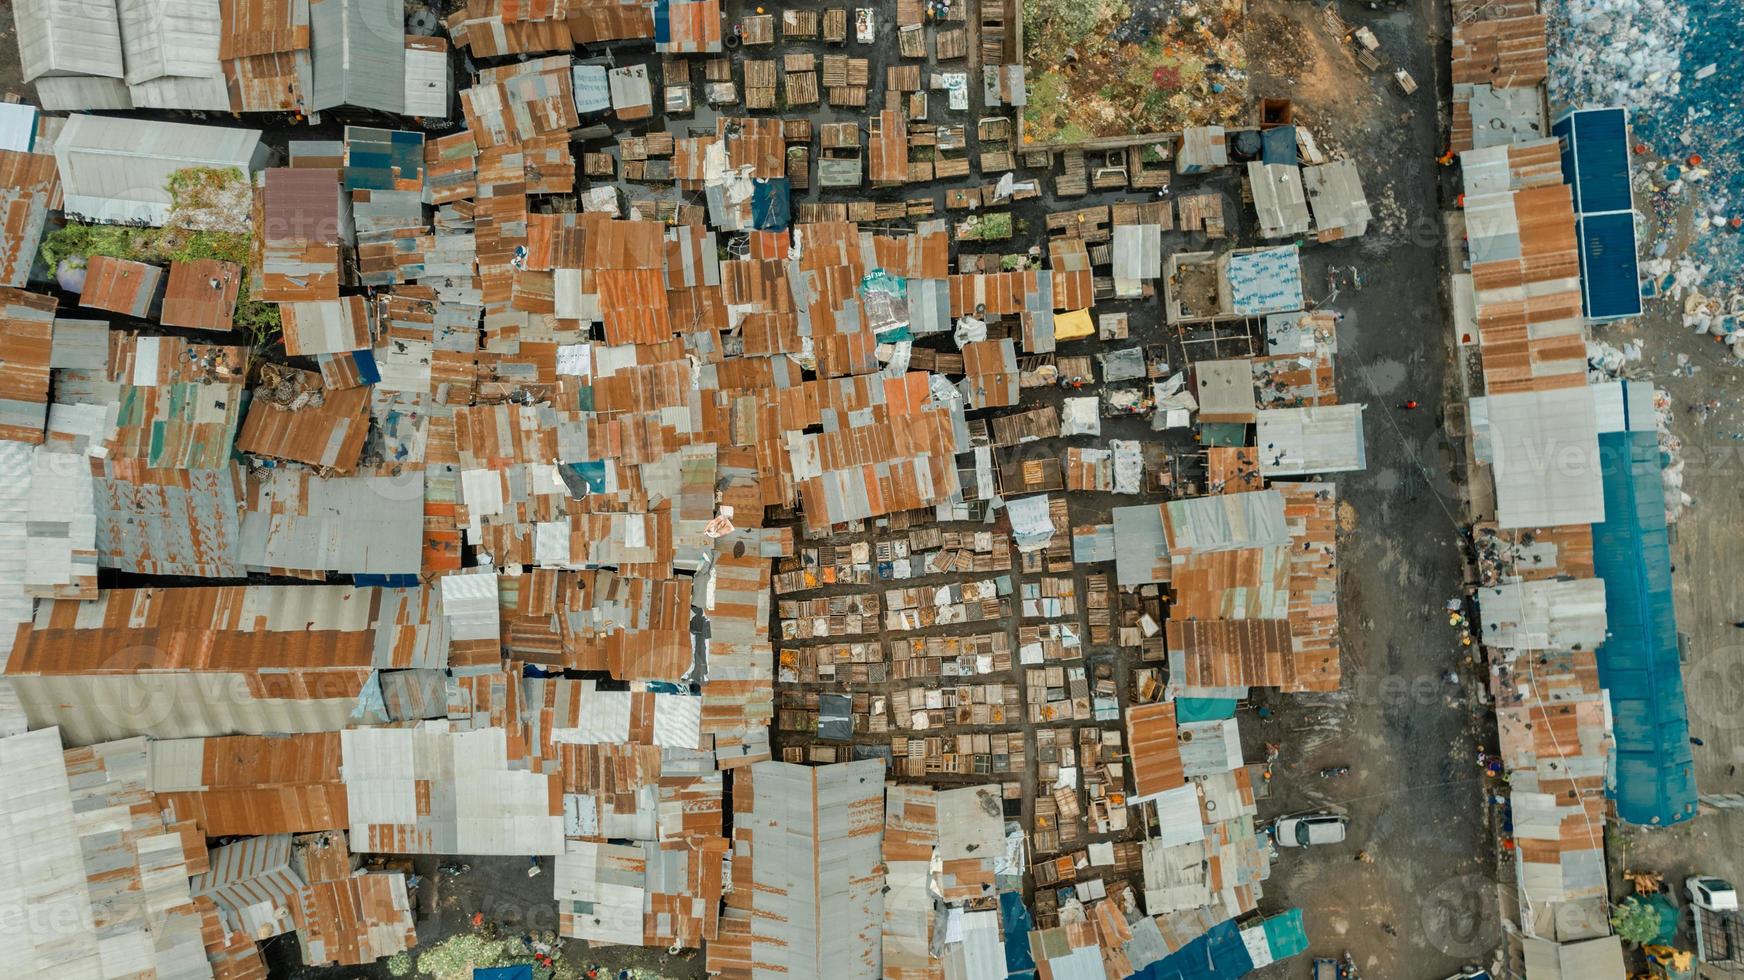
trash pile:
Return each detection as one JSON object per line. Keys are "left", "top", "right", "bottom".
{"left": 1551, "top": 0, "right": 1744, "bottom": 295}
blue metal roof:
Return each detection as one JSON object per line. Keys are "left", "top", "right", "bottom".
{"left": 1593, "top": 428, "right": 1697, "bottom": 826}
{"left": 1554, "top": 107, "right": 1642, "bottom": 320}
{"left": 1555, "top": 108, "right": 1633, "bottom": 214}
{"left": 1579, "top": 213, "right": 1644, "bottom": 319}
{"left": 1000, "top": 891, "right": 1037, "bottom": 979}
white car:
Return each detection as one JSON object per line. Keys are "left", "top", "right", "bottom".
{"left": 1273, "top": 813, "right": 1348, "bottom": 848}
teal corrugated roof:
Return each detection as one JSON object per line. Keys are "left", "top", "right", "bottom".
{"left": 1261, "top": 909, "right": 1309, "bottom": 959}
{"left": 1593, "top": 427, "right": 1697, "bottom": 825}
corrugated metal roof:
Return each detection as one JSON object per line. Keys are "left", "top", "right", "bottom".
{"left": 240, "top": 464, "right": 423, "bottom": 575}
{"left": 1254, "top": 404, "right": 1367, "bottom": 475}
{"left": 16, "top": 0, "right": 127, "bottom": 82}
{"left": 0, "top": 287, "right": 57, "bottom": 443}
{"left": 289, "top": 872, "right": 416, "bottom": 966}
{"left": 79, "top": 253, "right": 164, "bottom": 317}
{"left": 160, "top": 258, "right": 241, "bottom": 330}
{"left": 1162, "top": 490, "right": 1288, "bottom": 556}
{"left": 0, "top": 150, "right": 59, "bottom": 288}
{"left": 1303, "top": 159, "right": 1370, "bottom": 239}
{"left": 237, "top": 366, "right": 371, "bottom": 471}
{"left": 308, "top": 0, "right": 405, "bottom": 112}
{"left": 0, "top": 727, "right": 103, "bottom": 975}
{"left": 724, "top": 760, "right": 885, "bottom": 979}
{"left": 1479, "top": 386, "right": 1605, "bottom": 528}
{"left": 341, "top": 725, "right": 565, "bottom": 854}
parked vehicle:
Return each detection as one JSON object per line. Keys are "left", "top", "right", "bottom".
{"left": 1272, "top": 813, "right": 1347, "bottom": 848}
{"left": 1688, "top": 876, "right": 1744, "bottom": 968}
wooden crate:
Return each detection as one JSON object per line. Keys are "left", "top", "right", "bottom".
{"left": 898, "top": 23, "right": 925, "bottom": 58}
{"left": 785, "top": 71, "right": 819, "bottom": 106}
{"left": 823, "top": 7, "right": 847, "bottom": 42}
{"left": 781, "top": 8, "right": 818, "bottom": 37}
{"left": 740, "top": 13, "right": 774, "bottom": 43}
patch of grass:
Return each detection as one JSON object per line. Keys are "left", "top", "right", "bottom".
{"left": 40, "top": 165, "right": 279, "bottom": 347}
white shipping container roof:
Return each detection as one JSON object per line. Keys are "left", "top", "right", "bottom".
{"left": 54, "top": 114, "right": 266, "bottom": 226}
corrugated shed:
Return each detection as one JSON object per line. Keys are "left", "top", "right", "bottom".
{"left": 161, "top": 258, "right": 242, "bottom": 330}
{"left": 656, "top": 0, "right": 722, "bottom": 53}
{"left": 289, "top": 873, "right": 416, "bottom": 966}
{"left": 341, "top": 725, "right": 565, "bottom": 854}
{"left": 0, "top": 727, "right": 104, "bottom": 976}
{"left": 1451, "top": 14, "right": 1547, "bottom": 89}
{"left": 1126, "top": 701, "right": 1186, "bottom": 804}
{"left": 240, "top": 464, "right": 423, "bottom": 575}
{"left": 54, "top": 114, "right": 265, "bottom": 226}
{"left": 6, "top": 586, "right": 443, "bottom": 742}
{"left": 192, "top": 834, "right": 305, "bottom": 939}
{"left": 555, "top": 840, "right": 647, "bottom": 944}
{"left": 460, "top": 56, "right": 579, "bottom": 148}
{"left": 119, "top": 0, "right": 223, "bottom": 82}
{"left": 1161, "top": 490, "right": 1288, "bottom": 556}
{"left": 1254, "top": 404, "right": 1367, "bottom": 475}
{"left": 344, "top": 126, "right": 425, "bottom": 192}
{"left": 16, "top": 0, "right": 127, "bottom": 83}
{"left": 0, "top": 287, "right": 57, "bottom": 443}
{"left": 62, "top": 736, "right": 215, "bottom": 980}
{"left": 79, "top": 253, "right": 164, "bottom": 317}
{"left": 404, "top": 36, "right": 450, "bottom": 118}
{"left": 1478, "top": 387, "right": 1605, "bottom": 528}
{"left": 151, "top": 732, "right": 349, "bottom": 836}
{"left": 281, "top": 296, "right": 372, "bottom": 354}
{"left": 714, "top": 760, "right": 884, "bottom": 980}
{"left": 1303, "top": 159, "right": 1370, "bottom": 240}
{"left": 237, "top": 365, "right": 371, "bottom": 471}
{"left": 308, "top": 0, "right": 405, "bottom": 112}
{"left": 21, "top": 438, "right": 100, "bottom": 600}
{"left": 0, "top": 150, "right": 60, "bottom": 288}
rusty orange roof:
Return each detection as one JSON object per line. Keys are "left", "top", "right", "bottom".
{"left": 1126, "top": 701, "right": 1185, "bottom": 800}
{"left": 237, "top": 366, "right": 371, "bottom": 472}
{"left": 156, "top": 733, "right": 349, "bottom": 836}
{"left": 1451, "top": 15, "right": 1548, "bottom": 89}
{"left": 0, "top": 287, "right": 56, "bottom": 443}
{"left": 160, "top": 259, "right": 242, "bottom": 331}
{"left": 0, "top": 150, "right": 59, "bottom": 288}
{"left": 80, "top": 255, "right": 164, "bottom": 318}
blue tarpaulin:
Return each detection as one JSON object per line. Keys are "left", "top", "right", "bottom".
{"left": 1000, "top": 891, "right": 1036, "bottom": 979}
{"left": 1260, "top": 125, "right": 1297, "bottom": 166}
{"left": 475, "top": 968, "right": 534, "bottom": 980}
{"left": 1135, "top": 920, "right": 1255, "bottom": 980}
{"left": 752, "top": 178, "right": 791, "bottom": 231}
{"left": 1594, "top": 420, "right": 1697, "bottom": 826}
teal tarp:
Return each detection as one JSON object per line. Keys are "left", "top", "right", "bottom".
{"left": 1593, "top": 423, "right": 1697, "bottom": 826}
{"left": 1260, "top": 909, "right": 1309, "bottom": 960}
{"left": 1176, "top": 698, "right": 1238, "bottom": 722}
